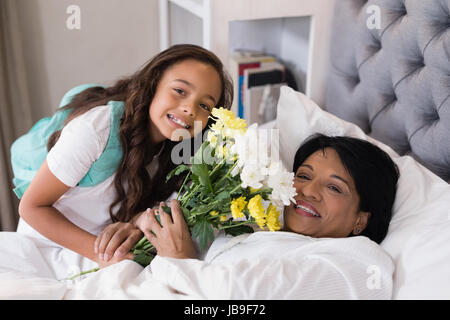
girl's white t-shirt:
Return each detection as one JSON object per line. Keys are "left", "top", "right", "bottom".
{"left": 17, "top": 105, "right": 118, "bottom": 246}
{"left": 13, "top": 105, "right": 172, "bottom": 280}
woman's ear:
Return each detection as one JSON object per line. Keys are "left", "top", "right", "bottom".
{"left": 353, "top": 211, "right": 371, "bottom": 235}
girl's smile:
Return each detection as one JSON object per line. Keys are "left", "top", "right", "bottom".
{"left": 166, "top": 113, "right": 191, "bottom": 129}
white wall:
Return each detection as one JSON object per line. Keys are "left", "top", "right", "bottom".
{"left": 16, "top": 0, "right": 161, "bottom": 121}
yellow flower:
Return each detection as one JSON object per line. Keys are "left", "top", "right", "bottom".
{"left": 215, "top": 144, "right": 229, "bottom": 159}
{"left": 209, "top": 210, "right": 219, "bottom": 216}
{"left": 211, "top": 107, "right": 235, "bottom": 123}
{"left": 266, "top": 204, "right": 281, "bottom": 231}
{"left": 248, "top": 195, "right": 265, "bottom": 219}
{"left": 220, "top": 215, "right": 228, "bottom": 222}
{"left": 248, "top": 195, "right": 266, "bottom": 229}
{"left": 230, "top": 196, "right": 247, "bottom": 219}
{"left": 226, "top": 117, "right": 247, "bottom": 130}
{"left": 210, "top": 107, "right": 247, "bottom": 138}
{"left": 209, "top": 121, "right": 224, "bottom": 136}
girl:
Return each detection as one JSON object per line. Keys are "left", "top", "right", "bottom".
{"left": 7, "top": 44, "right": 233, "bottom": 279}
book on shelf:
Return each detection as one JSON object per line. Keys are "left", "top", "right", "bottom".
{"left": 228, "top": 51, "right": 277, "bottom": 118}
{"left": 244, "top": 83, "right": 286, "bottom": 125}
{"left": 242, "top": 61, "right": 287, "bottom": 125}
{"left": 243, "top": 61, "right": 285, "bottom": 92}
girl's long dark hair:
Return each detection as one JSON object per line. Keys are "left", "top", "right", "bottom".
{"left": 47, "top": 44, "right": 233, "bottom": 222}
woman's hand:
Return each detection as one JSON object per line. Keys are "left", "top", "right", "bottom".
{"left": 143, "top": 200, "right": 196, "bottom": 259}
{"left": 94, "top": 221, "right": 143, "bottom": 263}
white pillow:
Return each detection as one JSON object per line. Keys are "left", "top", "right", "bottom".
{"left": 274, "top": 86, "right": 450, "bottom": 299}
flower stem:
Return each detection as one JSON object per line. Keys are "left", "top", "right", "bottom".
{"left": 215, "top": 162, "right": 237, "bottom": 185}
{"left": 180, "top": 184, "right": 201, "bottom": 207}
{"left": 177, "top": 170, "right": 191, "bottom": 201}
{"left": 218, "top": 220, "right": 252, "bottom": 230}
{"left": 229, "top": 183, "right": 242, "bottom": 195}
{"left": 210, "top": 158, "right": 226, "bottom": 176}
{"left": 66, "top": 267, "right": 100, "bottom": 280}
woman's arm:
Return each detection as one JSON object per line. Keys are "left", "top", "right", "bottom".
{"left": 19, "top": 160, "right": 99, "bottom": 263}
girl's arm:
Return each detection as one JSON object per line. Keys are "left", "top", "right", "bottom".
{"left": 19, "top": 160, "right": 99, "bottom": 263}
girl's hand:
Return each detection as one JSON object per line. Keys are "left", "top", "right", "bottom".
{"left": 143, "top": 200, "right": 196, "bottom": 259}
{"left": 96, "top": 251, "right": 135, "bottom": 269}
{"left": 94, "top": 221, "right": 143, "bottom": 262}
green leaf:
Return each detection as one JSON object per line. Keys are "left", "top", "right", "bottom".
{"left": 191, "top": 220, "right": 215, "bottom": 252}
{"left": 181, "top": 207, "right": 190, "bottom": 220}
{"left": 191, "top": 140, "right": 210, "bottom": 165}
{"left": 146, "top": 205, "right": 172, "bottom": 227}
{"left": 191, "top": 162, "right": 213, "bottom": 193}
{"left": 190, "top": 174, "right": 200, "bottom": 185}
{"left": 224, "top": 225, "right": 254, "bottom": 237}
{"left": 132, "top": 236, "right": 149, "bottom": 250}
{"left": 133, "top": 252, "right": 155, "bottom": 267}
{"left": 161, "top": 205, "right": 172, "bottom": 215}
{"left": 166, "top": 164, "right": 189, "bottom": 182}
{"left": 215, "top": 190, "right": 230, "bottom": 202}
{"left": 192, "top": 202, "right": 217, "bottom": 216}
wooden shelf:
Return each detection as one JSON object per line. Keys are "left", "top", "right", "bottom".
{"left": 159, "top": 0, "right": 336, "bottom": 108}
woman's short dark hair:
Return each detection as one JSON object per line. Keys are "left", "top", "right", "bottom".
{"left": 293, "top": 134, "right": 400, "bottom": 244}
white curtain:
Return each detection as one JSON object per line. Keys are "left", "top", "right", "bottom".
{"left": 0, "top": 0, "right": 33, "bottom": 231}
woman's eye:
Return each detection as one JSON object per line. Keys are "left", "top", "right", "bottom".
{"left": 296, "top": 174, "right": 310, "bottom": 180}
{"left": 328, "top": 185, "right": 342, "bottom": 193}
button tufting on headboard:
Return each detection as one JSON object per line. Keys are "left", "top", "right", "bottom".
{"left": 326, "top": 0, "right": 450, "bottom": 182}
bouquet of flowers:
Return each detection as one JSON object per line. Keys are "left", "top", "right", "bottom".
{"left": 68, "top": 108, "right": 296, "bottom": 279}
{"left": 131, "top": 107, "right": 297, "bottom": 267}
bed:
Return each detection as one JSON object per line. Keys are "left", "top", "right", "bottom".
{"left": 321, "top": 0, "right": 450, "bottom": 298}
{"left": 1, "top": 0, "right": 449, "bottom": 300}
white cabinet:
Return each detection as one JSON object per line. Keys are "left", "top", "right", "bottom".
{"left": 159, "top": 0, "right": 336, "bottom": 108}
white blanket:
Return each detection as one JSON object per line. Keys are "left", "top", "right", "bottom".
{"left": 0, "top": 231, "right": 394, "bottom": 299}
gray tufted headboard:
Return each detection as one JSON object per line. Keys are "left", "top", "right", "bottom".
{"left": 326, "top": 0, "right": 450, "bottom": 182}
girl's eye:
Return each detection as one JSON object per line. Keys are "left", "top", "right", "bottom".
{"left": 200, "top": 103, "right": 211, "bottom": 112}
{"left": 174, "top": 88, "right": 185, "bottom": 95}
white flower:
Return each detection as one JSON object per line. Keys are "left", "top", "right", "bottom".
{"left": 266, "top": 161, "right": 297, "bottom": 207}
{"left": 240, "top": 163, "right": 266, "bottom": 189}
{"left": 207, "top": 130, "right": 218, "bottom": 147}
{"left": 231, "top": 133, "right": 248, "bottom": 169}
{"left": 231, "top": 123, "right": 270, "bottom": 168}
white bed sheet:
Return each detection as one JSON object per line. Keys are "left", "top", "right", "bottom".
{"left": 1, "top": 232, "right": 394, "bottom": 300}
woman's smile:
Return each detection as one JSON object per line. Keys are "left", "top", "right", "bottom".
{"left": 293, "top": 200, "right": 321, "bottom": 218}
{"left": 283, "top": 147, "right": 367, "bottom": 238}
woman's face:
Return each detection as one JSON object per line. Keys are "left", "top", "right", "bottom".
{"left": 283, "top": 147, "right": 369, "bottom": 238}
{"left": 149, "top": 59, "right": 222, "bottom": 143}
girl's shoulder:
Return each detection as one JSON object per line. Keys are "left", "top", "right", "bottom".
{"left": 54, "top": 104, "right": 115, "bottom": 162}
{"left": 70, "top": 105, "right": 113, "bottom": 133}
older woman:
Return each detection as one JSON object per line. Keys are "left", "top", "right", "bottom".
{"left": 135, "top": 134, "right": 400, "bottom": 299}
